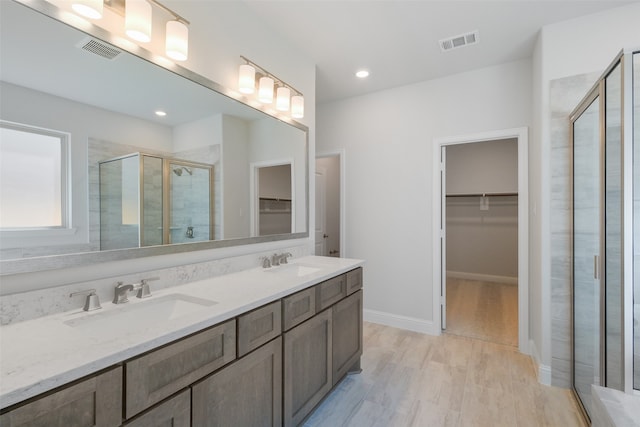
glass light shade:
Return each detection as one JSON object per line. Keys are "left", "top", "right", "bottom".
{"left": 125, "top": 0, "right": 152, "bottom": 43}
{"left": 165, "top": 20, "right": 188, "bottom": 61}
{"left": 238, "top": 64, "right": 256, "bottom": 94}
{"left": 72, "top": 0, "right": 103, "bottom": 19}
{"left": 258, "top": 76, "right": 274, "bottom": 104}
{"left": 291, "top": 95, "right": 304, "bottom": 119}
{"left": 276, "top": 87, "right": 291, "bottom": 111}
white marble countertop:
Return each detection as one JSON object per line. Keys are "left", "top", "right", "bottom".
{"left": 0, "top": 256, "right": 364, "bottom": 409}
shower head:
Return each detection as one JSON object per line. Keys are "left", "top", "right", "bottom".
{"left": 173, "top": 166, "right": 193, "bottom": 176}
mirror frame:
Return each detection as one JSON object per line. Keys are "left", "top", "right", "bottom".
{"left": 0, "top": 0, "right": 309, "bottom": 275}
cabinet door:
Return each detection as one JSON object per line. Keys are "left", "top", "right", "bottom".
{"left": 125, "top": 319, "right": 236, "bottom": 418}
{"left": 316, "top": 274, "right": 346, "bottom": 312}
{"left": 283, "top": 309, "right": 332, "bottom": 427}
{"left": 283, "top": 286, "right": 316, "bottom": 331}
{"left": 0, "top": 367, "right": 122, "bottom": 427}
{"left": 123, "top": 390, "right": 189, "bottom": 427}
{"left": 238, "top": 301, "right": 282, "bottom": 357}
{"left": 346, "top": 268, "right": 363, "bottom": 295}
{"left": 332, "top": 290, "right": 363, "bottom": 386}
{"left": 192, "top": 337, "right": 282, "bottom": 427}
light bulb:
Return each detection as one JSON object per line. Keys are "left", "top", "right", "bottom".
{"left": 126, "top": 0, "right": 152, "bottom": 43}
{"left": 276, "top": 87, "right": 291, "bottom": 111}
{"left": 72, "top": 0, "right": 103, "bottom": 19}
{"left": 238, "top": 64, "right": 256, "bottom": 94}
{"left": 258, "top": 76, "right": 274, "bottom": 104}
{"left": 166, "top": 20, "right": 188, "bottom": 61}
{"left": 291, "top": 95, "right": 304, "bottom": 119}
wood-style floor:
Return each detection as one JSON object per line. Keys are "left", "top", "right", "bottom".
{"left": 304, "top": 322, "right": 587, "bottom": 427}
{"left": 445, "top": 277, "right": 518, "bottom": 347}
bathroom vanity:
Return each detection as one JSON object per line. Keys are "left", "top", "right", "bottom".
{"left": 0, "top": 257, "right": 363, "bottom": 426}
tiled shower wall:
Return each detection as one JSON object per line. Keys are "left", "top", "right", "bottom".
{"left": 550, "top": 71, "right": 600, "bottom": 387}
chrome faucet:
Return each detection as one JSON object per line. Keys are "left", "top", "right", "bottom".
{"left": 113, "top": 282, "right": 135, "bottom": 304}
{"left": 113, "top": 277, "right": 159, "bottom": 304}
{"left": 270, "top": 252, "right": 293, "bottom": 266}
{"left": 70, "top": 289, "right": 101, "bottom": 311}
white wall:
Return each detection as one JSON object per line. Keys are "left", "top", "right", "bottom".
{"left": 532, "top": 2, "right": 640, "bottom": 382}
{"left": 1, "top": 0, "right": 315, "bottom": 295}
{"left": 317, "top": 59, "right": 532, "bottom": 331}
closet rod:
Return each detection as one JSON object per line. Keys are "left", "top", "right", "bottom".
{"left": 446, "top": 192, "right": 518, "bottom": 198}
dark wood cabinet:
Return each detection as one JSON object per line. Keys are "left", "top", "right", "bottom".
{"left": 123, "top": 390, "right": 189, "bottom": 427}
{"left": 237, "top": 301, "right": 282, "bottom": 357}
{"left": 0, "top": 367, "right": 122, "bottom": 427}
{"left": 125, "top": 319, "right": 236, "bottom": 418}
{"left": 283, "top": 309, "right": 332, "bottom": 427}
{"left": 192, "top": 337, "right": 282, "bottom": 427}
{"left": 282, "top": 286, "right": 316, "bottom": 331}
{"left": 316, "top": 274, "right": 346, "bottom": 312}
{"left": 332, "top": 290, "right": 363, "bottom": 385}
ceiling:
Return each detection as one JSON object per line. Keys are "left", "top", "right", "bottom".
{"left": 244, "top": 0, "right": 638, "bottom": 104}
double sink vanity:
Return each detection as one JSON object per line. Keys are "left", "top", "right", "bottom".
{"left": 0, "top": 256, "right": 364, "bottom": 426}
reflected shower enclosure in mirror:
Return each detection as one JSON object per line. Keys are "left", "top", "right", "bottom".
{"left": 0, "top": 0, "right": 308, "bottom": 275}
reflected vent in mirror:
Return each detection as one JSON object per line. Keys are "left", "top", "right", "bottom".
{"left": 439, "top": 30, "right": 479, "bottom": 52}
{"left": 77, "top": 38, "right": 122, "bottom": 60}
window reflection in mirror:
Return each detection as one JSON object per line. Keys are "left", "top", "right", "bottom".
{"left": 0, "top": 122, "right": 68, "bottom": 230}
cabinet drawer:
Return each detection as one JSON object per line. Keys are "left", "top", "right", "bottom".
{"left": 237, "top": 301, "right": 282, "bottom": 357}
{"left": 282, "top": 286, "right": 316, "bottom": 331}
{"left": 0, "top": 366, "right": 122, "bottom": 427}
{"left": 346, "top": 268, "right": 363, "bottom": 295}
{"left": 125, "top": 319, "right": 236, "bottom": 418}
{"left": 123, "top": 389, "right": 189, "bottom": 427}
{"left": 316, "top": 274, "right": 346, "bottom": 311}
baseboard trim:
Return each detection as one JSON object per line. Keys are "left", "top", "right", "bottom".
{"left": 364, "top": 309, "right": 439, "bottom": 336}
{"left": 529, "top": 339, "right": 552, "bottom": 385}
{"left": 446, "top": 271, "right": 518, "bottom": 285}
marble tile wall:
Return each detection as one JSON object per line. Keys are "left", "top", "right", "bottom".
{"left": 0, "top": 244, "right": 310, "bottom": 325}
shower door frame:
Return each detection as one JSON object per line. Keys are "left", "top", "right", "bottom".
{"left": 569, "top": 48, "right": 639, "bottom": 421}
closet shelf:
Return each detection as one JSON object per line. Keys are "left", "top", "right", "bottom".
{"left": 446, "top": 192, "right": 518, "bottom": 198}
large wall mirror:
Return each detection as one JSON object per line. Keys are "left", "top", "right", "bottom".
{"left": 0, "top": 0, "right": 308, "bottom": 275}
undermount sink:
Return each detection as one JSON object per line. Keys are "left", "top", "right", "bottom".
{"left": 263, "top": 263, "right": 321, "bottom": 277}
{"left": 64, "top": 294, "right": 218, "bottom": 331}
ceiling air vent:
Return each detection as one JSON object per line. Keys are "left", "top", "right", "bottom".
{"left": 439, "top": 30, "right": 479, "bottom": 52}
{"left": 77, "top": 38, "right": 122, "bottom": 60}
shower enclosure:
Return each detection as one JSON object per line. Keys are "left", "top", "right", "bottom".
{"left": 99, "top": 153, "right": 213, "bottom": 250}
{"left": 571, "top": 49, "right": 639, "bottom": 419}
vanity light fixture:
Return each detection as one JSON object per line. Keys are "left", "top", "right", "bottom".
{"left": 71, "top": 0, "right": 190, "bottom": 61}
{"left": 72, "top": 0, "right": 103, "bottom": 19}
{"left": 239, "top": 56, "right": 305, "bottom": 118}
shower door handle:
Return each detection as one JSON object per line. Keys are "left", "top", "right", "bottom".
{"left": 594, "top": 255, "right": 599, "bottom": 280}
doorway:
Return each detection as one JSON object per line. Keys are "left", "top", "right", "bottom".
{"left": 433, "top": 128, "right": 529, "bottom": 354}
{"left": 315, "top": 153, "right": 344, "bottom": 257}
{"left": 444, "top": 139, "right": 518, "bottom": 346}
{"left": 250, "top": 161, "right": 294, "bottom": 237}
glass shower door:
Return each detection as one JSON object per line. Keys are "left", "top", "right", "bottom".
{"left": 168, "top": 162, "right": 212, "bottom": 244}
{"left": 572, "top": 94, "right": 601, "bottom": 417}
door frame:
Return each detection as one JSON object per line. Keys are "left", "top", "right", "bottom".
{"left": 432, "top": 127, "right": 529, "bottom": 354}
{"left": 249, "top": 159, "right": 295, "bottom": 237}
{"left": 315, "top": 167, "right": 327, "bottom": 256}
{"left": 316, "top": 150, "right": 346, "bottom": 257}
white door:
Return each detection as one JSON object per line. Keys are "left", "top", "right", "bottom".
{"left": 440, "top": 147, "right": 447, "bottom": 330}
{"left": 315, "top": 169, "right": 327, "bottom": 255}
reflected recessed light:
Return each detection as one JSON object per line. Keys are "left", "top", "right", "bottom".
{"left": 355, "top": 70, "right": 370, "bottom": 78}
{"left": 155, "top": 110, "right": 167, "bottom": 117}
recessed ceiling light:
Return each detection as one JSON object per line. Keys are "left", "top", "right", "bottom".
{"left": 355, "top": 70, "right": 369, "bottom": 79}
{"left": 155, "top": 110, "right": 167, "bottom": 117}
